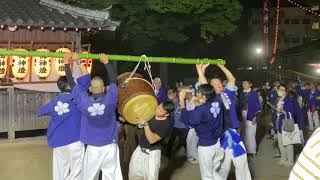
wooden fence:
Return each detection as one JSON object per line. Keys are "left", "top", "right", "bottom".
{"left": 0, "top": 86, "right": 57, "bottom": 139}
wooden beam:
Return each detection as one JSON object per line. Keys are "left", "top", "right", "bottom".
{"left": 7, "top": 86, "right": 15, "bottom": 140}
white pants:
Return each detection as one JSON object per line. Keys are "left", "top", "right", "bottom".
{"left": 299, "top": 130, "right": 305, "bottom": 145}
{"left": 277, "top": 133, "right": 294, "bottom": 163}
{"left": 53, "top": 141, "right": 85, "bottom": 180}
{"left": 128, "top": 146, "right": 161, "bottom": 180}
{"left": 186, "top": 128, "right": 199, "bottom": 160}
{"left": 218, "top": 142, "right": 251, "bottom": 180}
{"left": 198, "top": 143, "right": 224, "bottom": 180}
{"left": 242, "top": 111, "right": 257, "bottom": 154}
{"left": 82, "top": 143, "right": 123, "bottom": 180}
{"left": 307, "top": 111, "right": 320, "bottom": 131}
{"left": 297, "top": 96, "right": 303, "bottom": 108}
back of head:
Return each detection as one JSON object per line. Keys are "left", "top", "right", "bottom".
{"left": 90, "top": 76, "right": 105, "bottom": 94}
{"left": 210, "top": 77, "right": 223, "bottom": 94}
{"left": 288, "top": 90, "right": 297, "bottom": 99}
{"left": 162, "top": 100, "right": 175, "bottom": 114}
{"left": 154, "top": 77, "right": 162, "bottom": 89}
{"left": 57, "top": 76, "right": 70, "bottom": 93}
{"left": 198, "top": 84, "right": 216, "bottom": 101}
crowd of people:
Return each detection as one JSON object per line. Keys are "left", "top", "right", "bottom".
{"left": 36, "top": 52, "right": 320, "bottom": 180}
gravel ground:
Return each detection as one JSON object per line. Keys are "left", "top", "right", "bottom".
{"left": 0, "top": 113, "right": 296, "bottom": 180}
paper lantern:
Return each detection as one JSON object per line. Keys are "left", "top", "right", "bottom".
{"left": 54, "top": 48, "right": 70, "bottom": 76}
{"left": 80, "top": 52, "right": 93, "bottom": 74}
{"left": 0, "top": 48, "right": 8, "bottom": 79}
{"left": 33, "top": 49, "right": 51, "bottom": 79}
{"left": 11, "top": 49, "right": 30, "bottom": 80}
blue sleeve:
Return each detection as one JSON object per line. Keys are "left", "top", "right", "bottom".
{"left": 77, "top": 74, "right": 91, "bottom": 89}
{"left": 181, "top": 108, "right": 191, "bottom": 127}
{"left": 226, "top": 85, "right": 238, "bottom": 92}
{"left": 65, "top": 64, "right": 76, "bottom": 89}
{"left": 186, "top": 106, "right": 203, "bottom": 126}
{"left": 157, "top": 87, "right": 167, "bottom": 104}
{"left": 284, "top": 100, "right": 294, "bottom": 119}
{"left": 300, "top": 89, "right": 308, "bottom": 97}
{"left": 36, "top": 99, "right": 57, "bottom": 117}
{"left": 102, "top": 84, "right": 118, "bottom": 114}
{"left": 254, "top": 92, "right": 262, "bottom": 113}
{"left": 296, "top": 86, "right": 302, "bottom": 96}
{"left": 71, "top": 75, "right": 91, "bottom": 105}
{"left": 104, "top": 84, "right": 118, "bottom": 105}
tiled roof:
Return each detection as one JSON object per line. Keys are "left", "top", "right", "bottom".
{"left": 0, "top": 0, "right": 119, "bottom": 30}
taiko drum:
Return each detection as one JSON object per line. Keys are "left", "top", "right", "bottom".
{"left": 117, "top": 72, "right": 158, "bottom": 124}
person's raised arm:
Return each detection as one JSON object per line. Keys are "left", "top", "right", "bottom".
{"left": 179, "top": 89, "right": 187, "bottom": 109}
{"left": 217, "top": 64, "right": 236, "bottom": 89}
{"left": 136, "top": 117, "right": 162, "bottom": 144}
{"left": 100, "top": 53, "right": 117, "bottom": 84}
{"left": 63, "top": 53, "right": 76, "bottom": 89}
{"left": 196, "top": 64, "right": 209, "bottom": 85}
{"left": 79, "top": 60, "right": 89, "bottom": 76}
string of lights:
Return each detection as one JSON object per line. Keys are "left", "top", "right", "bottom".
{"left": 287, "top": 0, "right": 320, "bottom": 17}
{"left": 270, "top": 0, "right": 280, "bottom": 64}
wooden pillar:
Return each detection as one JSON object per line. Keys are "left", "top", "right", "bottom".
{"left": 7, "top": 86, "right": 15, "bottom": 140}
{"left": 73, "top": 32, "right": 82, "bottom": 80}
{"left": 160, "top": 64, "right": 168, "bottom": 86}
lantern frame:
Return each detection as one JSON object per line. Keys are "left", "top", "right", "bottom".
{"left": 11, "top": 48, "right": 30, "bottom": 80}
{"left": 0, "top": 48, "right": 8, "bottom": 79}
{"left": 33, "top": 48, "right": 51, "bottom": 79}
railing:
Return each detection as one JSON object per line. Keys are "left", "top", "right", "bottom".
{"left": 0, "top": 86, "right": 56, "bottom": 139}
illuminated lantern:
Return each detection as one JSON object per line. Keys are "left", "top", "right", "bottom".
{"left": 11, "top": 48, "right": 30, "bottom": 80}
{"left": 33, "top": 49, "right": 51, "bottom": 79}
{"left": 80, "top": 52, "right": 93, "bottom": 74}
{"left": 54, "top": 48, "right": 71, "bottom": 76}
{"left": 0, "top": 48, "right": 8, "bottom": 79}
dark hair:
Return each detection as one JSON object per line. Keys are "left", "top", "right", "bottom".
{"left": 288, "top": 90, "right": 297, "bottom": 99}
{"left": 210, "top": 75, "right": 222, "bottom": 82}
{"left": 244, "top": 80, "right": 252, "bottom": 85}
{"left": 162, "top": 100, "right": 175, "bottom": 114}
{"left": 57, "top": 76, "right": 70, "bottom": 92}
{"left": 167, "top": 86, "right": 177, "bottom": 93}
{"left": 278, "top": 84, "right": 287, "bottom": 91}
{"left": 198, "top": 84, "right": 216, "bottom": 101}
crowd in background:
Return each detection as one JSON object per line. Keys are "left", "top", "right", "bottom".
{"left": 38, "top": 52, "right": 320, "bottom": 180}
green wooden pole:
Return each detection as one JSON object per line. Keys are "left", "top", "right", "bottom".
{"left": 0, "top": 50, "right": 225, "bottom": 65}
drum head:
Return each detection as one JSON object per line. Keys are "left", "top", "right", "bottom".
{"left": 122, "top": 94, "right": 158, "bottom": 124}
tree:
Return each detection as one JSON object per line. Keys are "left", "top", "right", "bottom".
{"left": 59, "top": 0, "right": 243, "bottom": 54}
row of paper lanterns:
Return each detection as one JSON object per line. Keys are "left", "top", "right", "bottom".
{"left": 0, "top": 48, "right": 92, "bottom": 79}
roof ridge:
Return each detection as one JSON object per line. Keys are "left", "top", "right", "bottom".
{"left": 39, "top": 0, "right": 111, "bottom": 21}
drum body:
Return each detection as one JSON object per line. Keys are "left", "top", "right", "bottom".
{"left": 118, "top": 72, "right": 158, "bottom": 124}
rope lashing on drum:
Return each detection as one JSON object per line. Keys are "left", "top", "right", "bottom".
{"left": 142, "top": 55, "right": 156, "bottom": 92}
{"left": 125, "top": 55, "right": 156, "bottom": 92}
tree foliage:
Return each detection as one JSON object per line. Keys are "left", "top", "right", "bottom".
{"left": 59, "top": 0, "right": 243, "bottom": 53}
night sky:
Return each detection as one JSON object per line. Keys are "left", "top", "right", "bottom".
{"left": 86, "top": 0, "right": 306, "bottom": 86}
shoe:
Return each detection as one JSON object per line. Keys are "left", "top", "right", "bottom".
{"left": 190, "top": 159, "right": 199, "bottom": 164}
{"left": 247, "top": 153, "right": 256, "bottom": 158}
{"left": 277, "top": 160, "right": 287, "bottom": 166}
{"left": 187, "top": 158, "right": 194, "bottom": 162}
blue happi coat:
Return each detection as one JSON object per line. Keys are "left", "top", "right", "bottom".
{"left": 72, "top": 74, "right": 119, "bottom": 147}
{"left": 181, "top": 96, "right": 224, "bottom": 147}
{"left": 277, "top": 96, "right": 294, "bottom": 133}
{"left": 239, "top": 90, "right": 262, "bottom": 121}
